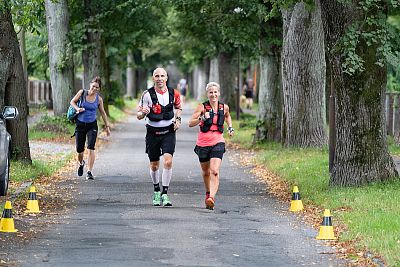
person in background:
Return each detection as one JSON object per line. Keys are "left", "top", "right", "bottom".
{"left": 137, "top": 67, "right": 182, "bottom": 207}
{"left": 188, "top": 82, "right": 234, "bottom": 210}
{"left": 177, "top": 78, "right": 187, "bottom": 104}
{"left": 70, "top": 76, "right": 111, "bottom": 180}
{"left": 243, "top": 78, "right": 254, "bottom": 110}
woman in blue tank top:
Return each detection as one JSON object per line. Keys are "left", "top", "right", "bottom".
{"left": 69, "top": 76, "right": 111, "bottom": 180}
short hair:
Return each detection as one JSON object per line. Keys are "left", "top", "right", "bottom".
{"left": 91, "top": 76, "right": 102, "bottom": 88}
{"left": 206, "top": 82, "right": 220, "bottom": 91}
{"left": 153, "top": 67, "right": 167, "bottom": 76}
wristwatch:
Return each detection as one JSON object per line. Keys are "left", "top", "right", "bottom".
{"left": 176, "top": 117, "right": 182, "bottom": 122}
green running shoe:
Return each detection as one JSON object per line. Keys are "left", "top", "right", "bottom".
{"left": 161, "top": 194, "right": 172, "bottom": 207}
{"left": 152, "top": 191, "right": 161, "bottom": 206}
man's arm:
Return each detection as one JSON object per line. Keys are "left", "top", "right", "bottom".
{"left": 173, "top": 89, "right": 182, "bottom": 129}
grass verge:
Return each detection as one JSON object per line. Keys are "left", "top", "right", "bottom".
{"left": 229, "top": 114, "right": 400, "bottom": 266}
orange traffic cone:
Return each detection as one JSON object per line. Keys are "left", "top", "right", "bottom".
{"left": 289, "top": 186, "right": 304, "bottom": 212}
{"left": 316, "top": 209, "right": 336, "bottom": 240}
{"left": 0, "top": 201, "right": 18, "bottom": 233}
{"left": 25, "top": 186, "right": 40, "bottom": 213}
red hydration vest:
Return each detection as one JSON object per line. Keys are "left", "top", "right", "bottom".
{"left": 200, "top": 101, "right": 225, "bottom": 133}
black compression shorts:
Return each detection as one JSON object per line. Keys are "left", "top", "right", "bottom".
{"left": 194, "top": 142, "right": 225, "bottom": 163}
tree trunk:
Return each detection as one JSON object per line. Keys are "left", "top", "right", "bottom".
{"left": 281, "top": 0, "right": 327, "bottom": 147}
{"left": 126, "top": 50, "right": 135, "bottom": 98}
{"left": 17, "top": 27, "right": 28, "bottom": 86}
{"left": 100, "top": 40, "right": 109, "bottom": 116}
{"left": 203, "top": 57, "right": 210, "bottom": 86}
{"left": 82, "top": 0, "right": 101, "bottom": 90}
{"left": 321, "top": 0, "right": 398, "bottom": 186}
{"left": 218, "top": 52, "right": 237, "bottom": 110}
{"left": 209, "top": 57, "right": 219, "bottom": 84}
{"left": 192, "top": 64, "right": 207, "bottom": 101}
{"left": 255, "top": 50, "right": 282, "bottom": 142}
{"left": 136, "top": 68, "right": 148, "bottom": 95}
{"left": 394, "top": 96, "right": 400, "bottom": 144}
{"left": 45, "top": 0, "right": 75, "bottom": 116}
{"left": 0, "top": 8, "right": 31, "bottom": 162}
{"left": 82, "top": 30, "right": 102, "bottom": 90}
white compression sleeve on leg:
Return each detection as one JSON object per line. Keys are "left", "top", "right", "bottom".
{"left": 162, "top": 168, "right": 172, "bottom": 187}
{"left": 150, "top": 169, "right": 160, "bottom": 184}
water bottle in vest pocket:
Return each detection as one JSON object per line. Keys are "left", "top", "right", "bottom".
{"left": 152, "top": 103, "right": 162, "bottom": 114}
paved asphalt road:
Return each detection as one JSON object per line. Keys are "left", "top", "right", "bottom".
{"left": 11, "top": 105, "right": 345, "bottom": 267}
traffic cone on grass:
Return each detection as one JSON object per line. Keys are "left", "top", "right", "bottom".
{"left": 25, "top": 186, "right": 40, "bottom": 213}
{"left": 316, "top": 209, "right": 336, "bottom": 240}
{"left": 0, "top": 201, "right": 18, "bottom": 233}
{"left": 289, "top": 186, "right": 304, "bottom": 212}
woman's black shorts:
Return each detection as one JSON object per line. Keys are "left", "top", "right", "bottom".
{"left": 194, "top": 142, "right": 226, "bottom": 163}
{"left": 75, "top": 120, "right": 98, "bottom": 153}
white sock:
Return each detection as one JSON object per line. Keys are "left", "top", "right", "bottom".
{"left": 150, "top": 169, "right": 160, "bottom": 185}
{"left": 162, "top": 168, "right": 172, "bottom": 187}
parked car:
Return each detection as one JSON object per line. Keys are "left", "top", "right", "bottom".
{"left": 0, "top": 106, "right": 18, "bottom": 196}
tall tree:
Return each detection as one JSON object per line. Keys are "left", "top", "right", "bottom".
{"left": 0, "top": 3, "right": 31, "bottom": 162}
{"left": 256, "top": 47, "right": 282, "bottom": 142}
{"left": 281, "top": 0, "right": 327, "bottom": 147}
{"left": 126, "top": 49, "right": 135, "bottom": 98}
{"left": 255, "top": 7, "right": 283, "bottom": 143}
{"left": 321, "top": 0, "right": 399, "bottom": 186}
{"left": 45, "top": 0, "right": 75, "bottom": 115}
{"left": 82, "top": 0, "right": 102, "bottom": 90}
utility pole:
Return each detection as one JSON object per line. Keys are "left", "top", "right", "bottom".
{"left": 328, "top": 69, "right": 336, "bottom": 173}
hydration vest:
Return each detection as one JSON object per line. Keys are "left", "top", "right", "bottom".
{"left": 200, "top": 101, "right": 225, "bottom": 133}
{"left": 146, "top": 87, "right": 175, "bottom": 122}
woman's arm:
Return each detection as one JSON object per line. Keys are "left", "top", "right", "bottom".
{"left": 70, "top": 89, "right": 85, "bottom": 112}
{"left": 98, "top": 96, "right": 111, "bottom": 136}
{"left": 224, "top": 104, "right": 234, "bottom": 136}
{"left": 188, "top": 104, "right": 204, "bottom": 127}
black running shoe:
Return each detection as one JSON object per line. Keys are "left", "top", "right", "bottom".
{"left": 78, "top": 160, "right": 85, "bottom": 176}
{"left": 86, "top": 171, "right": 94, "bottom": 180}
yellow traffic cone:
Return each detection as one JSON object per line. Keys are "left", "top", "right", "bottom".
{"left": 0, "top": 201, "right": 18, "bottom": 233}
{"left": 289, "top": 186, "right": 304, "bottom": 212}
{"left": 25, "top": 186, "right": 40, "bottom": 213}
{"left": 316, "top": 209, "right": 336, "bottom": 240}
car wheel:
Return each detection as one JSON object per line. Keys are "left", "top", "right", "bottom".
{"left": 0, "top": 154, "right": 10, "bottom": 196}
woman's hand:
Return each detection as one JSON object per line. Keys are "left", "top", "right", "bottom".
{"left": 105, "top": 126, "right": 111, "bottom": 136}
{"left": 228, "top": 127, "right": 234, "bottom": 137}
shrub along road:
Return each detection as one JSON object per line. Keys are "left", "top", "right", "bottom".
{"left": 4, "top": 107, "right": 346, "bottom": 266}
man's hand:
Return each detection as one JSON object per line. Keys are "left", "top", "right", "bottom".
{"left": 174, "top": 117, "right": 182, "bottom": 130}
{"left": 137, "top": 106, "right": 150, "bottom": 120}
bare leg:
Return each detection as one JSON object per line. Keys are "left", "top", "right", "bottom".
{"left": 150, "top": 160, "right": 160, "bottom": 172}
{"left": 78, "top": 152, "right": 84, "bottom": 164}
{"left": 87, "top": 149, "right": 95, "bottom": 172}
{"left": 200, "top": 161, "right": 211, "bottom": 193}
{"left": 209, "top": 158, "right": 222, "bottom": 198}
{"left": 163, "top": 153, "right": 173, "bottom": 170}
